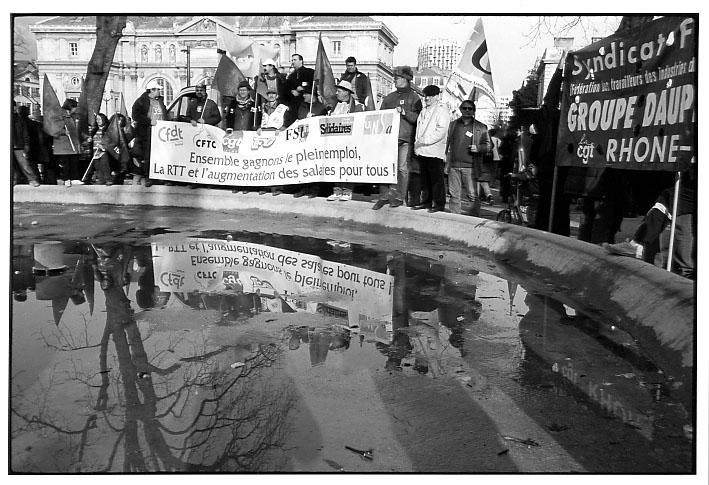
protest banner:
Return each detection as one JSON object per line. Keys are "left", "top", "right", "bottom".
{"left": 149, "top": 110, "right": 400, "bottom": 186}
{"left": 151, "top": 238, "right": 394, "bottom": 325}
{"left": 556, "top": 16, "right": 696, "bottom": 171}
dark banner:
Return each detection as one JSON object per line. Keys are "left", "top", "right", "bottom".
{"left": 556, "top": 16, "right": 696, "bottom": 171}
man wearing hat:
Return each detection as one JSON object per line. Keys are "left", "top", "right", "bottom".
{"left": 286, "top": 53, "right": 314, "bottom": 113}
{"left": 225, "top": 80, "right": 256, "bottom": 131}
{"left": 445, "top": 100, "right": 490, "bottom": 216}
{"left": 412, "top": 84, "right": 450, "bottom": 213}
{"left": 373, "top": 65, "right": 422, "bottom": 210}
{"left": 326, "top": 80, "right": 365, "bottom": 202}
{"left": 187, "top": 82, "right": 221, "bottom": 128}
{"left": 131, "top": 78, "right": 167, "bottom": 187}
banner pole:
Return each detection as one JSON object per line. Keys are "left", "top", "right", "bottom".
{"left": 548, "top": 165, "right": 559, "bottom": 233}
{"left": 666, "top": 171, "right": 681, "bottom": 272}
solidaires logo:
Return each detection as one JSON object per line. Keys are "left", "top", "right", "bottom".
{"left": 320, "top": 116, "right": 354, "bottom": 136}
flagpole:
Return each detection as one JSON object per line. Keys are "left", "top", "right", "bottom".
{"left": 82, "top": 147, "right": 101, "bottom": 182}
{"left": 666, "top": 172, "right": 681, "bottom": 272}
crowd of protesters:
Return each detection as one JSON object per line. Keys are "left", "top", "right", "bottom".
{"left": 13, "top": 55, "right": 695, "bottom": 279}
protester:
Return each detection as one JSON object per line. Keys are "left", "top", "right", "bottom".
{"left": 285, "top": 53, "right": 314, "bottom": 114}
{"left": 445, "top": 100, "right": 489, "bottom": 216}
{"left": 292, "top": 83, "right": 328, "bottom": 199}
{"left": 602, "top": 166, "right": 696, "bottom": 279}
{"left": 224, "top": 80, "right": 256, "bottom": 194}
{"left": 12, "top": 102, "right": 41, "bottom": 187}
{"left": 27, "top": 109, "right": 55, "bottom": 184}
{"left": 326, "top": 80, "right": 365, "bottom": 202}
{"left": 88, "top": 113, "right": 114, "bottom": 185}
{"left": 339, "top": 56, "right": 369, "bottom": 105}
{"left": 257, "top": 87, "right": 291, "bottom": 196}
{"left": 373, "top": 66, "right": 421, "bottom": 210}
{"left": 479, "top": 128, "right": 502, "bottom": 205}
{"left": 131, "top": 79, "right": 167, "bottom": 187}
{"left": 497, "top": 128, "right": 515, "bottom": 204}
{"left": 187, "top": 82, "right": 221, "bottom": 127}
{"left": 50, "top": 98, "right": 83, "bottom": 187}
{"left": 113, "top": 113, "right": 134, "bottom": 185}
{"left": 410, "top": 85, "right": 450, "bottom": 213}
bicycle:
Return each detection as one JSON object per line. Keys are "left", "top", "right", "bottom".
{"left": 496, "top": 177, "right": 535, "bottom": 225}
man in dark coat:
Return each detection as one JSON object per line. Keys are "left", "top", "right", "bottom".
{"left": 339, "top": 56, "right": 370, "bottom": 106}
{"left": 285, "top": 53, "right": 314, "bottom": 114}
{"left": 131, "top": 79, "right": 167, "bottom": 187}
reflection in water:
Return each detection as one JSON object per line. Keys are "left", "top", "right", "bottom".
{"left": 11, "top": 232, "right": 693, "bottom": 473}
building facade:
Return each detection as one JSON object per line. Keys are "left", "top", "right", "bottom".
{"left": 416, "top": 38, "right": 461, "bottom": 75}
{"left": 30, "top": 15, "right": 398, "bottom": 117}
{"left": 13, "top": 60, "right": 41, "bottom": 117}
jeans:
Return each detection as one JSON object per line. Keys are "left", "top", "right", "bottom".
{"left": 13, "top": 149, "right": 40, "bottom": 184}
{"left": 448, "top": 166, "right": 480, "bottom": 216}
{"left": 379, "top": 142, "right": 411, "bottom": 203}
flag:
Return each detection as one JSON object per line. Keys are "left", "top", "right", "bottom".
{"left": 363, "top": 75, "right": 376, "bottom": 111}
{"left": 216, "top": 24, "right": 279, "bottom": 78}
{"left": 214, "top": 54, "right": 247, "bottom": 98}
{"left": 119, "top": 93, "right": 129, "bottom": 119}
{"left": 104, "top": 114, "right": 130, "bottom": 165}
{"left": 42, "top": 74, "right": 64, "bottom": 137}
{"left": 453, "top": 17, "right": 495, "bottom": 102}
{"left": 314, "top": 34, "right": 337, "bottom": 109}
{"left": 254, "top": 72, "right": 268, "bottom": 99}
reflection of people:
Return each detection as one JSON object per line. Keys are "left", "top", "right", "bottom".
{"left": 436, "top": 266, "right": 482, "bottom": 357}
{"left": 308, "top": 328, "right": 331, "bottom": 367}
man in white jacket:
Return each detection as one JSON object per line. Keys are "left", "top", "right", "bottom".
{"left": 412, "top": 85, "right": 450, "bottom": 213}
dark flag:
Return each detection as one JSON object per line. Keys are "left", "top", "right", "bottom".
{"left": 119, "top": 93, "right": 129, "bottom": 119}
{"left": 214, "top": 54, "right": 247, "bottom": 98}
{"left": 314, "top": 34, "right": 337, "bottom": 109}
{"left": 42, "top": 74, "right": 65, "bottom": 138}
{"left": 363, "top": 75, "right": 376, "bottom": 111}
{"left": 104, "top": 114, "right": 130, "bottom": 164}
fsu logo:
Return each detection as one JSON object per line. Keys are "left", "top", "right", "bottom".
{"left": 284, "top": 124, "right": 310, "bottom": 142}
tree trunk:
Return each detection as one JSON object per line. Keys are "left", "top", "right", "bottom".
{"left": 77, "top": 16, "right": 126, "bottom": 134}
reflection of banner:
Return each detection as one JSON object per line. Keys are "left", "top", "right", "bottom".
{"left": 151, "top": 238, "right": 393, "bottom": 322}
{"left": 149, "top": 110, "right": 400, "bottom": 186}
{"left": 556, "top": 16, "right": 696, "bottom": 171}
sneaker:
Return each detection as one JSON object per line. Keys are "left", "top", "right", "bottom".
{"left": 72, "top": 179, "right": 84, "bottom": 185}
{"left": 144, "top": 179, "right": 153, "bottom": 187}
{"left": 272, "top": 189, "right": 282, "bottom": 196}
{"left": 64, "top": 180, "right": 72, "bottom": 187}
{"left": 105, "top": 182, "right": 113, "bottom": 186}
{"left": 487, "top": 195, "right": 494, "bottom": 205}
{"left": 327, "top": 188, "right": 343, "bottom": 201}
{"left": 259, "top": 190, "right": 267, "bottom": 195}
{"left": 30, "top": 181, "right": 40, "bottom": 187}
{"left": 242, "top": 190, "right": 249, "bottom": 194}
{"left": 293, "top": 190, "right": 306, "bottom": 198}
{"left": 339, "top": 191, "right": 352, "bottom": 202}
{"left": 390, "top": 199, "right": 404, "bottom": 208}
{"left": 602, "top": 240, "right": 643, "bottom": 259}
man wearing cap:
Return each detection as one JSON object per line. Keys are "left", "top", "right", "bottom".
{"left": 292, "top": 83, "right": 328, "bottom": 199}
{"left": 187, "top": 83, "right": 221, "bottom": 127}
{"left": 286, "top": 53, "right": 314, "bottom": 113}
{"left": 412, "top": 85, "right": 450, "bottom": 213}
{"left": 326, "top": 80, "right": 365, "bottom": 202}
{"left": 373, "top": 65, "right": 422, "bottom": 210}
{"left": 225, "top": 80, "right": 256, "bottom": 131}
{"left": 445, "top": 100, "right": 490, "bottom": 216}
{"left": 256, "top": 87, "right": 291, "bottom": 196}
{"left": 131, "top": 79, "right": 167, "bottom": 187}
{"left": 340, "top": 56, "right": 370, "bottom": 106}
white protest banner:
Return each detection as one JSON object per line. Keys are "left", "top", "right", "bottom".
{"left": 150, "top": 110, "right": 400, "bottom": 186}
{"left": 151, "top": 238, "right": 393, "bottom": 323}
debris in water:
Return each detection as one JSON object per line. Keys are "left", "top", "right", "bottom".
{"left": 230, "top": 362, "right": 245, "bottom": 369}
{"left": 323, "top": 459, "right": 344, "bottom": 472}
{"left": 616, "top": 373, "right": 635, "bottom": 378}
{"left": 497, "top": 448, "right": 510, "bottom": 455}
{"left": 547, "top": 423, "right": 570, "bottom": 432}
{"left": 345, "top": 445, "right": 373, "bottom": 461}
{"left": 502, "top": 436, "right": 540, "bottom": 447}
{"left": 31, "top": 221, "right": 39, "bottom": 225}
{"left": 551, "top": 363, "right": 559, "bottom": 372}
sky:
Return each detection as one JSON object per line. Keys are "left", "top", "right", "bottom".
{"left": 372, "top": 15, "right": 622, "bottom": 98}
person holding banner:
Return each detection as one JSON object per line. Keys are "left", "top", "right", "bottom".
{"left": 373, "top": 66, "right": 422, "bottom": 210}
{"left": 412, "top": 85, "right": 450, "bottom": 213}
{"left": 226, "top": 81, "right": 256, "bottom": 131}
{"left": 256, "top": 86, "right": 291, "bottom": 196}
{"left": 131, "top": 79, "right": 167, "bottom": 187}
{"left": 326, "top": 80, "right": 365, "bottom": 202}
{"left": 602, "top": 167, "right": 696, "bottom": 279}
{"left": 292, "top": 83, "right": 328, "bottom": 199}
{"left": 187, "top": 83, "right": 222, "bottom": 128}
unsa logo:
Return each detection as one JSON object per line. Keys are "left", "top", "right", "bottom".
{"left": 363, "top": 113, "right": 393, "bottom": 135}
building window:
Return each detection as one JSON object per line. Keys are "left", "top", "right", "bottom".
{"left": 69, "top": 42, "right": 78, "bottom": 57}
{"left": 332, "top": 41, "right": 341, "bottom": 55}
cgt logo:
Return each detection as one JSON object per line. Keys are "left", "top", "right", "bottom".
{"left": 577, "top": 134, "right": 596, "bottom": 165}
{"left": 363, "top": 113, "right": 394, "bottom": 135}
{"left": 222, "top": 130, "right": 245, "bottom": 153}
{"left": 158, "top": 125, "right": 184, "bottom": 143}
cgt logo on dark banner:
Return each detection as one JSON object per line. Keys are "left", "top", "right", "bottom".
{"left": 363, "top": 113, "right": 394, "bottom": 135}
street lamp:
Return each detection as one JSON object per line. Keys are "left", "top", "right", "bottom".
{"left": 181, "top": 45, "right": 191, "bottom": 87}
